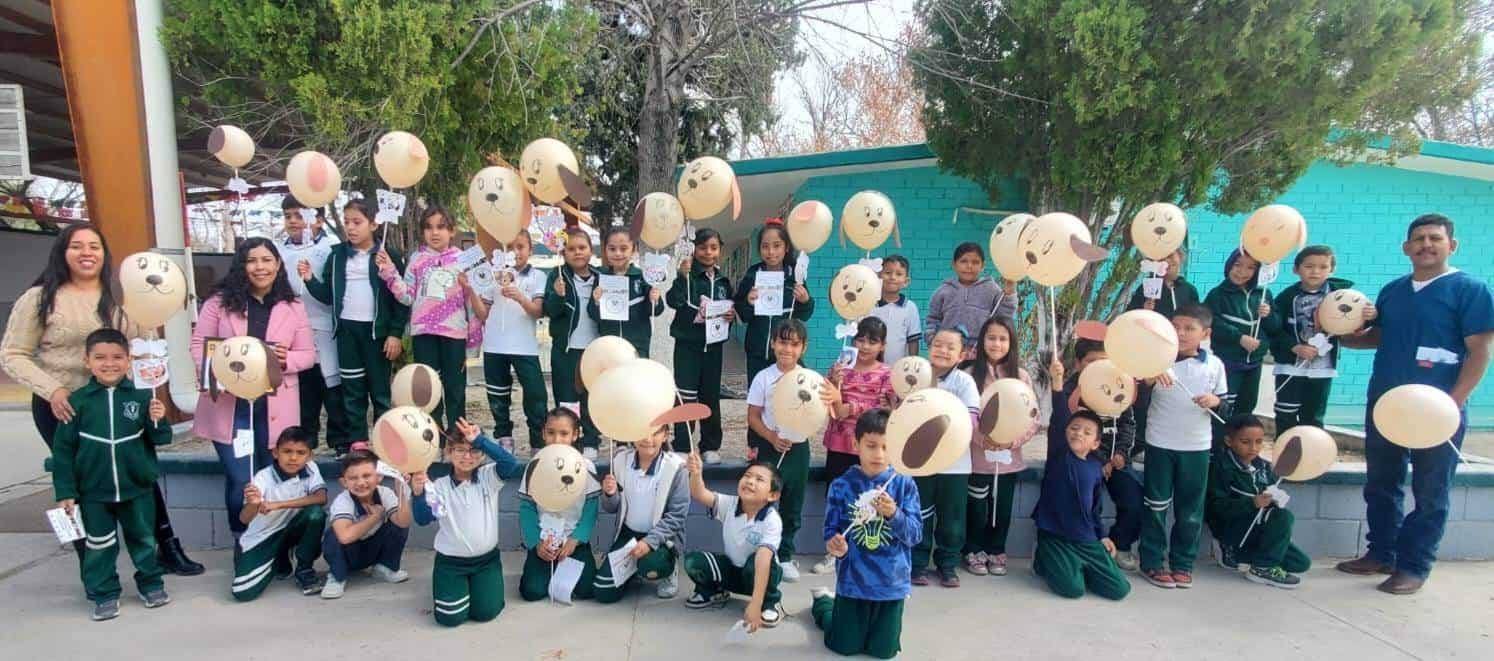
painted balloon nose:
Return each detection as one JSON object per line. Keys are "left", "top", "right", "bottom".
{"left": 229, "top": 361, "right": 245, "bottom": 373}
{"left": 905, "top": 375, "right": 917, "bottom": 386}
{"left": 1025, "top": 251, "right": 1038, "bottom": 265}
{"left": 1153, "top": 226, "right": 1167, "bottom": 235}
{"left": 844, "top": 291, "right": 856, "bottom": 302}
{"left": 687, "top": 178, "right": 698, "bottom": 189}
{"left": 1113, "top": 394, "right": 1124, "bottom": 404}
{"left": 526, "top": 177, "right": 538, "bottom": 185}
{"left": 561, "top": 475, "right": 575, "bottom": 486}
{"left": 485, "top": 193, "right": 498, "bottom": 203}
{"left": 798, "top": 390, "right": 813, "bottom": 403}
{"left": 146, "top": 274, "right": 163, "bottom": 286}
{"left": 423, "top": 430, "right": 434, "bottom": 442}
{"left": 1339, "top": 304, "right": 1352, "bottom": 313}
{"left": 868, "top": 219, "right": 880, "bottom": 228}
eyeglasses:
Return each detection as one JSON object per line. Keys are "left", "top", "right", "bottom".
{"left": 446, "top": 446, "right": 481, "bottom": 457}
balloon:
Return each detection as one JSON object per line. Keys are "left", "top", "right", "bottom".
{"left": 1130, "top": 203, "right": 1187, "bottom": 261}
{"left": 118, "top": 252, "right": 187, "bottom": 328}
{"left": 391, "top": 363, "right": 443, "bottom": 414}
{"left": 373, "top": 130, "right": 430, "bottom": 188}
{"left": 1104, "top": 310, "right": 1178, "bottom": 379}
{"left": 676, "top": 156, "right": 741, "bottom": 221}
{"left": 207, "top": 125, "right": 254, "bottom": 168}
{"left": 840, "top": 191, "right": 896, "bottom": 251}
{"left": 989, "top": 213, "right": 1034, "bottom": 281}
{"left": 829, "top": 263, "right": 880, "bottom": 320}
{"left": 769, "top": 367, "right": 829, "bottom": 438}
{"left": 632, "top": 192, "right": 686, "bottom": 251}
{"left": 523, "top": 444, "right": 588, "bottom": 512}
{"left": 786, "top": 200, "right": 833, "bottom": 253}
{"left": 371, "top": 406, "right": 440, "bottom": 474}
{"left": 285, "top": 151, "right": 342, "bottom": 207}
{"left": 210, "top": 336, "right": 283, "bottom": 401}
{"left": 886, "top": 388, "right": 974, "bottom": 477}
{"left": 580, "top": 336, "right": 638, "bottom": 390}
{"left": 1077, "top": 359, "right": 1137, "bottom": 416}
{"left": 520, "top": 138, "right": 586, "bottom": 205}
{"left": 1316, "top": 289, "right": 1370, "bottom": 336}
{"left": 467, "top": 166, "right": 532, "bottom": 244}
{"left": 589, "top": 358, "right": 677, "bottom": 443}
{"left": 977, "top": 378, "right": 1040, "bottom": 447}
{"left": 1272, "top": 425, "right": 1337, "bottom": 482}
{"left": 1017, "top": 212, "right": 1109, "bottom": 286}
{"left": 890, "top": 356, "right": 935, "bottom": 398}
{"left": 1373, "top": 384, "right": 1461, "bottom": 450}
{"left": 1240, "top": 204, "right": 1306, "bottom": 264}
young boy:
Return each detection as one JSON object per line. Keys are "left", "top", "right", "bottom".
{"left": 1139, "top": 304, "right": 1227, "bottom": 589}
{"left": 543, "top": 230, "right": 603, "bottom": 460}
{"left": 595, "top": 425, "right": 689, "bottom": 602}
{"left": 682, "top": 455, "right": 785, "bottom": 631}
{"left": 1060, "top": 339, "right": 1142, "bottom": 571}
{"left": 912, "top": 328, "right": 979, "bottom": 588}
{"left": 746, "top": 318, "right": 812, "bottom": 582}
{"left": 52, "top": 329, "right": 173, "bottom": 621}
{"left": 410, "top": 417, "right": 523, "bottom": 626}
{"left": 869, "top": 255, "right": 922, "bottom": 364}
{"left": 1206, "top": 415, "right": 1311, "bottom": 588}
{"left": 1204, "top": 249, "right": 1280, "bottom": 444}
{"left": 813, "top": 409, "right": 922, "bottom": 658}
{"left": 1267, "top": 246, "right": 1355, "bottom": 429}
{"left": 320, "top": 449, "right": 413, "bottom": 598}
{"left": 233, "top": 426, "right": 327, "bottom": 601}
{"left": 518, "top": 408, "right": 601, "bottom": 602}
{"left": 474, "top": 231, "right": 549, "bottom": 452}
{"left": 1034, "top": 361, "right": 1130, "bottom": 600}
{"left": 1127, "top": 248, "right": 1201, "bottom": 319}
{"left": 276, "top": 197, "right": 348, "bottom": 451}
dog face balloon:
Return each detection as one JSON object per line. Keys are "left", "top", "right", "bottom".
{"left": 285, "top": 151, "right": 342, "bottom": 208}
{"left": 371, "top": 406, "right": 440, "bottom": 474}
{"left": 391, "top": 363, "right": 443, "bottom": 414}
{"left": 1272, "top": 425, "right": 1337, "bottom": 482}
{"left": 787, "top": 200, "right": 833, "bottom": 253}
{"left": 372, "top": 131, "right": 430, "bottom": 188}
{"left": 829, "top": 263, "right": 880, "bottom": 320}
{"left": 1241, "top": 204, "right": 1306, "bottom": 264}
{"left": 890, "top": 356, "right": 935, "bottom": 398}
{"left": 207, "top": 125, "right": 254, "bottom": 168}
{"left": 520, "top": 138, "right": 590, "bottom": 207}
{"left": 467, "top": 166, "right": 531, "bottom": 244}
{"left": 886, "top": 388, "right": 974, "bottom": 477}
{"left": 977, "top": 378, "right": 1039, "bottom": 448}
{"left": 1104, "top": 310, "right": 1178, "bottom": 379}
{"left": 676, "top": 156, "right": 741, "bottom": 221}
{"left": 1077, "top": 359, "right": 1137, "bottom": 417}
{"left": 769, "top": 367, "right": 829, "bottom": 438}
{"left": 1316, "top": 289, "right": 1369, "bottom": 336}
{"left": 210, "top": 336, "right": 283, "bottom": 401}
{"left": 580, "top": 336, "right": 638, "bottom": 390}
{"left": 119, "top": 252, "right": 187, "bottom": 329}
{"left": 632, "top": 192, "right": 686, "bottom": 251}
{"left": 523, "top": 444, "right": 589, "bottom": 512}
{"left": 840, "top": 191, "right": 896, "bottom": 252}
{"left": 1130, "top": 203, "right": 1187, "bottom": 261}
{"left": 989, "top": 213, "right": 1035, "bottom": 281}
{"left": 1018, "top": 212, "right": 1109, "bottom": 287}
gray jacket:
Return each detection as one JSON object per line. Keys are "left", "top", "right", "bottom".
{"left": 601, "top": 449, "right": 689, "bottom": 551}
{"left": 926, "top": 276, "right": 1018, "bottom": 345}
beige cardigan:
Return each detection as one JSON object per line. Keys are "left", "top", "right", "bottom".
{"left": 1, "top": 286, "right": 141, "bottom": 398}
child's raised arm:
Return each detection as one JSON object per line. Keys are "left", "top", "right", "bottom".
{"left": 685, "top": 451, "right": 715, "bottom": 510}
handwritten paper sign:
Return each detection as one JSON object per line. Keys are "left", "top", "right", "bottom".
{"left": 46, "top": 507, "right": 85, "bottom": 544}
{"left": 453, "top": 245, "right": 487, "bottom": 272}
{"left": 599, "top": 274, "right": 630, "bottom": 322}
{"left": 754, "top": 270, "right": 785, "bottom": 317}
{"left": 642, "top": 253, "right": 671, "bottom": 285}
{"left": 703, "top": 298, "right": 733, "bottom": 345}
{"left": 1142, "top": 277, "right": 1164, "bottom": 300}
{"left": 375, "top": 189, "right": 406, "bottom": 224}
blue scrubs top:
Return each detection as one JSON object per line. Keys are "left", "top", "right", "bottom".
{"left": 1368, "top": 270, "right": 1494, "bottom": 401}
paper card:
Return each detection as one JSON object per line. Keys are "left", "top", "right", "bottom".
{"left": 1308, "top": 332, "right": 1333, "bottom": 355}
{"left": 1139, "top": 259, "right": 1169, "bottom": 277}
{"left": 607, "top": 539, "right": 640, "bottom": 587}
{"left": 1257, "top": 261, "right": 1280, "bottom": 287}
{"left": 1264, "top": 485, "right": 1290, "bottom": 508}
{"left": 984, "top": 449, "right": 1014, "bottom": 465}
{"left": 375, "top": 189, "right": 406, "bottom": 224}
{"left": 704, "top": 299, "right": 733, "bottom": 345}
{"left": 200, "top": 337, "right": 224, "bottom": 393}
{"left": 226, "top": 176, "right": 250, "bottom": 195}
{"left": 46, "top": 507, "right": 85, "bottom": 544}
{"left": 233, "top": 429, "right": 254, "bottom": 459}
{"left": 599, "top": 274, "right": 631, "bottom": 322}
{"left": 642, "top": 253, "right": 671, "bottom": 285}
{"left": 454, "top": 245, "right": 486, "bottom": 272}
{"left": 548, "top": 557, "right": 585, "bottom": 605}
{"left": 298, "top": 208, "right": 317, "bottom": 226}
{"left": 858, "top": 256, "right": 883, "bottom": 273}
{"left": 132, "top": 358, "right": 169, "bottom": 389}
{"left": 1142, "top": 277, "right": 1164, "bottom": 300}
{"left": 723, "top": 620, "right": 750, "bottom": 645}
{"left": 468, "top": 263, "right": 498, "bottom": 301}
{"left": 754, "top": 270, "right": 785, "bottom": 317}
{"left": 794, "top": 252, "right": 809, "bottom": 284}
{"left": 673, "top": 238, "right": 695, "bottom": 262}
{"left": 490, "top": 249, "right": 517, "bottom": 272}
{"left": 422, "top": 267, "right": 457, "bottom": 300}
{"left": 834, "top": 321, "right": 858, "bottom": 340}
{"left": 836, "top": 346, "right": 858, "bottom": 369}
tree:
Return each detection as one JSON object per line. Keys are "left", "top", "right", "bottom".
{"left": 911, "top": 0, "right": 1478, "bottom": 371}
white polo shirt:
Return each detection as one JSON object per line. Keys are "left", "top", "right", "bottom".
{"left": 622, "top": 454, "right": 664, "bottom": 534}
{"left": 710, "top": 492, "right": 783, "bottom": 567}
{"left": 745, "top": 364, "right": 810, "bottom": 443}
{"left": 482, "top": 265, "right": 547, "bottom": 356}
{"left": 1145, "top": 350, "right": 1228, "bottom": 452}
{"left": 328, "top": 485, "right": 400, "bottom": 541}
{"left": 341, "top": 249, "right": 376, "bottom": 322}
{"left": 936, "top": 368, "right": 979, "bottom": 475}
{"left": 422, "top": 463, "right": 504, "bottom": 558}
{"left": 238, "top": 463, "right": 326, "bottom": 552}
{"left": 871, "top": 295, "right": 922, "bottom": 364}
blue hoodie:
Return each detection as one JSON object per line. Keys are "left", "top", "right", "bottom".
{"left": 1033, "top": 391, "right": 1107, "bottom": 543}
{"left": 823, "top": 466, "right": 922, "bottom": 601}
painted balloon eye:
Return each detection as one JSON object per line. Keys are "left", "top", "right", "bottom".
{"left": 136, "top": 256, "right": 149, "bottom": 269}
{"left": 240, "top": 344, "right": 250, "bottom": 356}
{"left": 553, "top": 458, "right": 566, "bottom": 470}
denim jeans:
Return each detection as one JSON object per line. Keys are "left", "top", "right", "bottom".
{"left": 1363, "top": 402, "right": 1466, "bottom": 579}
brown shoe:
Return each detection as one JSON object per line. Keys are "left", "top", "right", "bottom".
{"left": 1377, "top": 572, "right": 1424, "bottom": 595}
{"left": 1335, "top": 555, "right": 1394, "bottom": 576}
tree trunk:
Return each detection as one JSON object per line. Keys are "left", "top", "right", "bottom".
{"left": 634, "top": 4, "right": 686, "bottom": 198}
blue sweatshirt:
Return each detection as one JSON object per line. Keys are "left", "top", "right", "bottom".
{"left": 1034, "top": 392, "right": 1107, "bottom": 543}
{"left": 823, "top": 466, "right": 922, "bottom": 601}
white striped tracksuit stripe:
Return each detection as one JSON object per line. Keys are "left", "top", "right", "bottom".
{"left": 703, "top": 551, "right": 723, "bottom": 583}
{"left": 434, "top": 595, "right": 470, "bottom": 615}
{"left": 1144, "top": 497, "right": 1172, "bottom": 512}
{"left": 232, "top": 560, "right": 275, "bottom": 592}
{"left": 85, "top": 531, "right": 117, "bottom": 550}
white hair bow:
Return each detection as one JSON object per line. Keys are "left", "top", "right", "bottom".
{"left": 130, "top": 338, "right": 168, "bottom": 357}
{"left": 491, "top": 249, "right": 517, "bottom": 270}
{"left": 858, "top": 256, "right": 883, "bottom": 273}
{"left": 834, "top": 321, "right": 859, "bottom": 339}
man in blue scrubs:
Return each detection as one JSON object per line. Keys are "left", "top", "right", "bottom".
{"left": 1338, "top": 214, "right": 1494, "bottom": 595}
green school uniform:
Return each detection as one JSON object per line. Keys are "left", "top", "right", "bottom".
{"left": 586, "top": 265, "right": 665, "bottom": 358}
{"left": 664, "top": 261, "right": 734, "bottom": 453}
{"left": 544, "top": 264, "right": 602, "bottom": 448}
{"left": 1267, "top": 277, "right": 1353, "bottom": 429}
{"left": 1205, "top": 449, "right": 1310, "bottom": 573}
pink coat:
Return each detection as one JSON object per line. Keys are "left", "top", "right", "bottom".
{"left": 190, "top": 294, "right": 316, "bottom": 447}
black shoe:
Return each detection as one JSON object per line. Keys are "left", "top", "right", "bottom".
{"left": 1212, "top": 538, "right": 1240, "bottom": 571}
{"left": 157, "top": 538, "right": 205, "bottom": 577}
{"left": 294, "top": 569, "right": 322, "bottom": 596}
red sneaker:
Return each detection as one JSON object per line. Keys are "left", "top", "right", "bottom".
{"left": 1143, "top": 569, "right": 1176, "bottom": 589}
{"left": 1171, "top": 570, "right": 1193, "bottom": 589}
{"left": 911, "top": 569, "right": 931, "bottom": 586}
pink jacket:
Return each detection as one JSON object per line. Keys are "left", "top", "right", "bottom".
{"left": 969, "top": 370, "right": 1038, "bottom": 475}
{"left": 190, "top": 294, "right": 316, "bottom": 447}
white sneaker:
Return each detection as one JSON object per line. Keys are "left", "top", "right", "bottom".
{"left": 703, "top": 450, "right": 722, "bottom": 465}
{"left": 320, "top": 576, "right": 345, "bottom": 599}
{"left": 583, "top": 447, "right": 598, "bottom": 461}
{"left": 371, "top": 565, "right": 408, "bottom": 584}
{"left": 809, "top": 586, "right": 834, "bottom": 601}
{"left": 779, "top": 559, "right": 801, "bottom": 583}
{"left": 811, "top": 554, "right": 837, "bottom": 575}
{"left": 655, "top": 572, "right": 679, "bottom": 599}
{"left": 761, "top": 606, "right": 782, "bottom": 628}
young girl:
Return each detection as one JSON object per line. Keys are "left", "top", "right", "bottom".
{"left": 962, "top": 316, "right": 1036, "bottom": 577}
{"left": 472, "top": 231, "right": 549, "bottom": 452}
{"left": 926, "top": 243, "right": 1017, "bottom": 357}
{"left": 594, "top": 424, "right": 688, "bottom": 602}
{"left": 587, "top": 226, "right": 664, "bottom": 357}
{"left": 517, "top": 408, "right": 601, "bottom": 602}
{"left": 1127, "top": 247, "right": 1201, "bottom": 319}
{"left": 812, "top": 316, "right": 893, "bottom": 575}
{"left": 665, "top": 228, "right": 735, "bottom": 462}
{"left": 377, "top": 205, "right": 477, "bottom": 429}
{"left": 745, "top": 318, "right": 813, "bottom": 583}
{"left": 1204, "top": 249, "right": 1279, "bottom": 445}
{"left": 543, "top": 230, "right": 603, "bottom": 459}
{"left": 912, "top": 327, "right": 981, "bottom": 588}
{"left": 735, "top": 220, "right": 815, "bottom": 457}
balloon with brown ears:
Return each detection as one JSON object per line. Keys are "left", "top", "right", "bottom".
{"left": 372, "top": 406, "right": 441, "bottom": 475}
{"left": 978, "top": 378, "right": 1040, "bottom": 448}
{"left": 1018, "top": 212, "right": 1109, "bottom": 287}
{"left": 632, "top": 192, "right": 687, "bottom": 251}
{"left": 1271, "top": 425, "right": 1337, "bottom": 481}
{"left": 886, "top": 388, "right": 973, "bottom": 477}
{"left": 520, "top": 138, "right": 591, "bottom": 208}
{"left": 391, "top": 363, "right": 443, "bottom": 414}
{"left": 119, "top": 252, "right": 188, "bottom": 329}
{"left": 677, "top": 156, "right": 741, "bottom": 221}
{"left": 890, "top": 356, "right": 935, "bottom": 399}
{"left": 210, "top": 336, "right": 283, "bottom": 401}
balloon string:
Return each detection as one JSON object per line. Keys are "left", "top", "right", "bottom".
{"left": 1274, "top": 360, "right": 1307, "bottom": 394}
{"left": 1047, "top": 287, "right": 1058, "bottom": 366}
{"left": 1170, "top": 377, "right": 1228, "bottom": 425}
{"left": 1237, "top": 477, "right": 1284, "bottom": 547}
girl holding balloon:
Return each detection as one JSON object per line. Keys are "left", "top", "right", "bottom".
{"left": 962, "top": 316, "right": 1036, "bottom": 578}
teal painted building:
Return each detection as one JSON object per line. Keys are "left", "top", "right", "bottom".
{"left": 720, "top": 142, "right": 1494, "bottom": 428}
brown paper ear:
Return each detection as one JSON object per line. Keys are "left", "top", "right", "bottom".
{"left": 1274, "top": 435, "right": 1303, "bottom": 478}
{"left": 902, "top": 415, "right": 951, "bottom": 469}
{"left": 1070, "top": 235, "right": 1109, "bottom": 262}
{"left": 978, "top": 391, "right": 1001, "bottom": 437}
{"left": 376, "top": 417, "right": 406, "bottom": 466}
{"left": 208, "top": 126, "right": 228, "bottom": 155}
{"left": 651, "top": 403, "right": 712, "bottom": 427}
{"left": 730, "top": 181, "right": 742, "bottom": 221}
{"left": 261, "top": 340, "right": 283, "bottom": 392}
{"left": 558, "top": 165, "right": 591, "bottom": 210}
{"left": 518, "top": 182, "right": 534, "bottom": 232}
{"left": 413, "top": 367, "right": 434, "bottom": 407}
{"left": 631, "top": 198, "right": 647, "bottom": 242}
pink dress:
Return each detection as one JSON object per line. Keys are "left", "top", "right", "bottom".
{"left": 822, "top": 363, "right": 893, "bottom": 455}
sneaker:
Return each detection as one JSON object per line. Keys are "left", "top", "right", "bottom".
{"left": 140, "top": 589, "right": 170, "bottom": 608}
{"left": 371, "top": 564, "right": 409, "bottom": 583}
{"left": 1246, "top": 565, "right": 1301, "bottom": 589}
{"left": 779, "top": 559, "right": 801, "bottom": 583}
{"left": 655, "top": 573, "right": 679, "bottom": 599}
{"left": 91, "top": 599, "right": 120, "bottom": 621}
{"left": 1143, "top": 569, "right": 1176, "bottom": 589}
{"left": 911, "top": 569, "right": 931, "bottom": 586}
{"left": 761, "top": 606, "right": 782, "bottom": 628}
{"left": 704, "top": 450, "right": 723, "bottom": 465}
{"left": 583, "top": 447, "right": 598, "bottom": 461}
{"left": 498, "top": 436, "right": 515, "bottom": 453}
{"left": 1114, "top": 550, "right": 1139, "bottom": 572}
{"left": 320, "top": 576, "right": 346, "bottom": 599}
{"left": 811, "top": 554, "right": 837, "bottom": 575}
{"left": 684, "top": 591, "right": 730, "bottom": 609}
{"left": 964, "top": 552, "right": 989, "bottom": 576}
{"left": 295, "top": 570, "right": 322, "bottom": 596}
{"left": 1171, "top": 570, "right": 1193, "bottom": 589}
{"left": 988, "top": 553, "right": 1008, "bottom": 576}
{"left": 938, "top": 566, "right": 960, "bottom": 588}
{"left": 1213, "top": 538, "right": 1240, "bottom": 571}
{"left": 809, "top": 586, "right": 834, "bottom": 601}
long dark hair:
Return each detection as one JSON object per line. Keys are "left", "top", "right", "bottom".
{"left": 212, "top": 238, "right": 297, "bottom": 315}
{"left": 32, "top": 224, "right": 119, "bottom": 327}
{"left": 966, "top": 315, "right": 1021, "bottom": 386}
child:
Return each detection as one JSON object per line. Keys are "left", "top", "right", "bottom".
{"left": 595, "top": 424, "right": 689, "bottom": 602}
{"left": 473, "top": 231, "right": 549, "bottom": 451}
{"left": 1139, "top": 304, "right": 1227, "bottom": 589}
{"left": 544, "top": 231, "right": 604, "bottom": 459}
{"left": 410, "top": 417, "right": 523, "bottom": 626}
{"left": 869, "top": 255, "right": 922, "bottom": 364}
{"left": 1127, "top": 248, "right": 1201, "bottom": 318}
{"left": 1033, "top": 360, "right": 1130, "bottom": 600}
{"left": 814, "top": 408, "right": 922, "bottom": 659}
{"left": 911, "top": 327, "right": 980, "bottom": 588}
{"left": 682, "top": 454, "right": 785, "bottom": 631}
{"left": 1059, "top": 339, "right": 1142, "bottom": 571}
{"left": 52, "top": 329, "right": 173, "bottom": 621}
{"left": 233, "top": 426, "right": 327, "bottom": 601}
{"left": 587, "top": 226, "right": 665, "bottom": 357}
{"left": 518, "top": 408, "right": 601, "bottom": 602}
{"left": 963, "top": 316, "right": 1036, "bottom": 577}
{"left": 320, "top": 449, "right": 413, "bottom": 598}
{"left": 1204, "top": 249, "right": 1279, "bottom": 443}
{"left": 377, "top": 205, "right": 477, "bottom": 429}
{"left": 300, "top": 199, "right": 409, "bottom": 449}
{"left": 277, "top": 197, "right": 348, "bottom": 451}
{"left": 735, "top": 220, "right": 815, "bottom": 457}
{"left": 1267, "top": 246, "right": 1355, "bottom": 429}
{"left": 666, "top": 228, "right": 736, "bottom": 462}
{"left": 746, "top": 318, "right": 814, "bottom": 582}
{"left": 1206, "top": 415, "right": 1311, "bottom": 588}
{"left": 814, "top": 316, "right": 894, "bottom": 574}
{"left": 925, "top": 243, "right": 1017, "bottom": 356}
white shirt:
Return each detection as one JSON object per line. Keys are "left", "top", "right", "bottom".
{"left": 277, "top": 232, "right": 339, "bottom": 331}
{"left": 936, "top": 368, "right": 979, "bottom": 474}
{"left": 328, "top": 485, "right": 400, "bottom": 541}
{"left": 745, "top": 363, "right": 810, "bottom": 443}
{"left": 1146, "top": 351, "right": 1229, "bottom": 452}
{"left": 711, "top": 492, "right": 783, "bottom": 567}
{"left": 870, "top": 295, "right": 922, "bottom": 364}
{"left": 423, "top": 463, "right": 504, "bottom": 558}
{"left": 340, "top": 249, "right": 376, "bottom": 322}
{"left": 622, "top": 457, "right": 663, "bottom": 533}
{"left": 1411, "top": 267, "right": 1460, "bottom": 292}
{"left": 567, "top": 273, "right": 600, "bottom": 348}
{"left": 482, "top": 266, "right": 547, "bottom": 356}
{"left": 238, "top": 463, "right": 326, "bottom": 552}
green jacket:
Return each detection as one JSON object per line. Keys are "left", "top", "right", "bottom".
{"left": 544, "top": 264, "right": 599, "bottom": 353}
{"left": 52, "top": 378, "right": 173, "bottom": 503}
{"left": 1267, "top": 277, "right": 1354, "bottom": 367}
{"left": 1204, "top": 282, "right": 1280, "bottom": 367}
{"left": 665, "top": 261, "right": 735, "bottom": 347}
{"left": 732, "top": 261, "right": 815, "bottom": 362}
{"left": 1205, "top": 447, "right": 1279, "bottom": 535}
{"left": 586, "top": 265, "right": 664, "bottom": 356}
{"left": 1126, "top": 277, "right": 1201, "bottom": 319}
{"left": 304, "top": 243, "right": 409, "bottom": 341}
